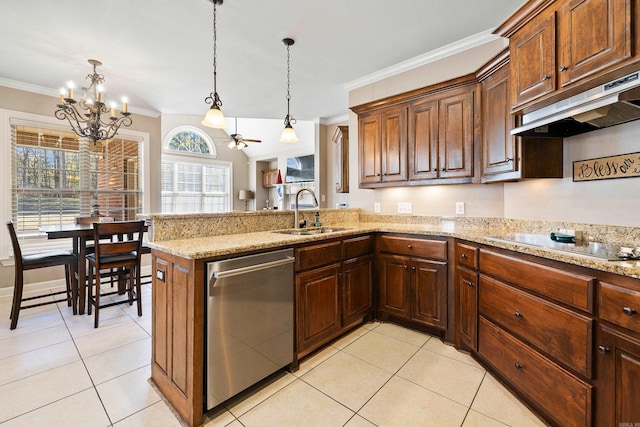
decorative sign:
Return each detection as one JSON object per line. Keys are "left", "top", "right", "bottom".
{"left": 573, "top": 152, "right": 640, "bottom": 182}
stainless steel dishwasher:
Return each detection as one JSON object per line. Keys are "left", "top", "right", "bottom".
{"left": 206, "top": 248, "right": 295, "bottom": 410}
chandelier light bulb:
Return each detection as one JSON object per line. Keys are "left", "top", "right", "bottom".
{"left": 66, "top": 81, "right": 75, "bottom": 99}
{"left": 280, "top": 123, "right": 299, "bottom": 143}
{"left": 202, "top": 106, "right": 226, "bottom": 128}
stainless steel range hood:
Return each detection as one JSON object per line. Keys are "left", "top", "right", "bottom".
{"left": 511, "top": 72, "right": 640, "bottom": 137}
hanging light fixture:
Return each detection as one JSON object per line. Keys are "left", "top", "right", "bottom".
{"left": 279, "top": 38, "right": 298, "bottom": 143}
{"left": 55, "top": 59, "right": 132, "bottom": 145}
{"left": 201, "top": 0, "right": 227, "bottom": 129}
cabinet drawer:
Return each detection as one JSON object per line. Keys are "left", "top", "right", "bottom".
{"left": 480, "top": 275, "right": 592, "bottom": 377}
{"left": 295, "top": 240, "right": 342, "bottom": 271}
{"left": 599, "top": 281, "right": 640, "bottom": 334}
{"left": 478, "top": 317, "right": 592, "bottom": 427}
{"left": 343, "top": 235, "right": 373, "bottom": 260}
{"left": 479, "top": 249, "right": 595, "bottom": 312}
{"left": 379, "top": 235, "right": 447, "bottom": 260}
{"left": 455, "top": 241, "right": 478, "bottom": 270}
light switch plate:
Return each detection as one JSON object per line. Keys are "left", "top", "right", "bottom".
{"left": 455, "top": 202, "right": 465, "bottom": 215}
{"left": 397, "top": 202, "right": 412, "bottom": 214}
{"left": 374, "top": 202, "right": 381, "bottom": 213}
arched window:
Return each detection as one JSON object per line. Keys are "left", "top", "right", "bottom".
{"left": 161, "top": 127, "right": 231, "bottom": 213}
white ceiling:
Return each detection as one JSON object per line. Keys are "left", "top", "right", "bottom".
{"left": 0, "top": 0, "right": 525, "bottom": 123}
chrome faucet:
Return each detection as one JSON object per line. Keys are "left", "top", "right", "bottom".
{"left": 294, "top": 188, "right": 319, "bottom": 229}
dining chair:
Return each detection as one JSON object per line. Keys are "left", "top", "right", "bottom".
{"left": 6, "top": 222, "right": 77, "bottom": 330}
{"left": 86, "top": 221, "right": 144, "bottom": 328}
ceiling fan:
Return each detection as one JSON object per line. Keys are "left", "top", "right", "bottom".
{"left": 227, "top": 118, "right": 261, "bottom": 150}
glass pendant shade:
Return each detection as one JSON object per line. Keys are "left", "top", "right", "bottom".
{"left": 279, "top": 123, "right": 298, "bottom": 143}
{"left": 201, "top": 105, "right": 226, "bottom": 128}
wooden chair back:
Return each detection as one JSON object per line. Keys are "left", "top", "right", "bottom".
{"left": 92, "top": 221, "right": 144, "bottom": 266}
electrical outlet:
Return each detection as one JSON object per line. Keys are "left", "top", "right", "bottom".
{"left": 397, "top": 202, "right": 412, "bottom": 214}
{"left": 374, "top": 202, "right": 381, "bottom": 213}
{"left": 455, "top": 202, "right": 465, "bottom": 215}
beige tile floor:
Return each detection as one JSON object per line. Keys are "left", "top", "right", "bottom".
{"left": 0, "top": 284, "right": 547, "bottom": 427}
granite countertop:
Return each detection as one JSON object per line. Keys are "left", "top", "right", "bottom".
{"left": 147, "top": 222, "right": 640, "bottom": 279}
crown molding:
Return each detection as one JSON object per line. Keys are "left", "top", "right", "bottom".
{"left": 344, "top": 29, "right": 504, "bottom": 91}
{"left": 319, "top": 114, "right": 349, "bottom": 126}
{"left": 0, "top": 77, "right": 161, "bottom": 118}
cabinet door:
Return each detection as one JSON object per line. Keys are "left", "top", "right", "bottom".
{"left": 408, "top": 97, "right": 438, "bottom": 180}
{"left": 481, "top": 64, "right": 518, "bottom": 178}
{"left": 510, "top": 10, "right": 556, "bottom": 107}
{"left": 595, "top": 325, "right": 640, "bottom": 427}
{"left": 456, "top": 267, "right": 478, "bottom": 351}
{"left": 438, "top": 88, "right": 475, "bottom": 179}
{"left": 342, "top": 255, "right": 373, "bottom": 325}
{"left": 558, "top": 0, "right": 631, "bottom": 88}
{"left": 380, "top": 105, "right": 408, "bottom": 182}
{"left": 378, "top": 254, "right": 411, "bottom": 319}
{"left": 358, "top": 111, "right": 381, "bottom": 185}
{"left": 296, "top": 263, "right": 342, "bottom": 353}
{"left": 411, "top": 258, "right": 448, "bottom": 329}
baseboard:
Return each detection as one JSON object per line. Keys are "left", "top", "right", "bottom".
{"left": 0, "top": 265, "right": 152, "bottom": 301}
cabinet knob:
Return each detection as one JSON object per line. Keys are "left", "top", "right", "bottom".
{"left": 464, "top": 280, "right": 474, "bottom": 288}
{"left": 559, "top": 65, "right": 568, "bottom": 72}
{"left": 505, "top": 157, "right": 513, "bottom": 163}
{"left": 514, "top": 311, "right": 523, "bottom": 318}
{"left": 623, "top": 307, "right": 637, "bottom": 316}
{"left": 407, "top": 244, "right": 413, "bottom": 249}
{"left": 541, "top": 75, "right": 551, "bottom": 81}
{"left": 376, "top": 173, "right": 381, "bottom": 176}
{"left": 403, "top": 265, "right": 408, "bottom": 271}
{"left": 461, "top": 253, "right": 468, "bottom": 259}
{"left": 411, "top": 266, "right": 416, "bottom": 271}
{"left": 598, "top": 345, "right": 611, "bottom": 354}
{"left": 514, "top": 363, "right": 523, "bottom": 370}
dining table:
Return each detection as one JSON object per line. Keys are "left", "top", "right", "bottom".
{"left": 41, "top": 222, "right": 147, "bottom": 315}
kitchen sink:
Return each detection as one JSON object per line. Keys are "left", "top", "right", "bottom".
{"left": 274, "top": 227, "right": 350, "bottom": 236}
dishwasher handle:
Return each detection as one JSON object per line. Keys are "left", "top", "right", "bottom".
{"left": 212, "top": 256, "right": 295, "bottom": 279}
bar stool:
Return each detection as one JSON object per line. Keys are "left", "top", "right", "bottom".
{"left": 86, "top": 221, "right": 144, "bottom": 328}
{"left": 6, "top": 222, "right": 77, "bottom": 330}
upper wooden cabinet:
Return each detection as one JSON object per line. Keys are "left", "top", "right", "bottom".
{"left": 352, "top": 76, "right": 477, "bottom": 188}
{"left": 358, "top": 106, "right": 407, "bottom": 185}
{"left": 500, "top": 0, "right": 636, "bottom": 112}
{"left": 557, "top": 0, "right": 632, "bottom": 88}
{"left": 510, "top": 8, "right": 557, "bottom": 108}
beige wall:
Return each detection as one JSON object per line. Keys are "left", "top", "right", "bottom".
{"left": 347, "top": 51, "right": 640, "bottom": 227}
{"left": 323, "top": 121, "right": 351, "bottom": 210}
{"left": 0, "top": 85, "right": 161, "bottom": 292}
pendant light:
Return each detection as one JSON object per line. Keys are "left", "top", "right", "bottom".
{"left": 279, "top": 38, "right": 298, "bottom": 143}
{"left": 202, "top": 0, "right": 227, "bottom": 129}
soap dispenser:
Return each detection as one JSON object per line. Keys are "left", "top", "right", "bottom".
{"left": 313, "top": 211, "right": 322, "bottom": 227}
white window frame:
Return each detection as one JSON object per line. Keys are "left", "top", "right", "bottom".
{"left": 161, "top": 126, "right": 232, "bottom": 214}
{"left": 0, "top": 109, "right": 150, "bottom": 259}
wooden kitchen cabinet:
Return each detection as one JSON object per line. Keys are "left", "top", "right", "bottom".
{"left": 377, "top": 235, "right": 448, "bottom": 330}
{"left": 151, "top": 251, "right": 205, "bottom": 427}
{"left": 295, "top": 235, "right": 374, "bottom": 357}
{"left": 437, "top": 86, "right": 475, "bottom": 180}
{"left": 408, "top": 97, "right": 438, "bottom": 180}
{"left": 595, "top": 278, "right": 640, "bottom": 426}
{"left": 557, "top": 0, "right": 632, "bottom": 88}
{"left": 478, "top": 49, "right": 564, "bottom": 182}
{"left": 296, "top": 262, "right": 342, "bottom": 352}
{"left": 477, "top": 246, "right": 596, "bottom": 426}
{"left": 503, "top": 0, "right": 635, "bottom": 111}
{"left": 455, "top": 241, "right": 479, "bottom": 352}
{"left": 357, "top": 105, "right": 407, "bottom": 185}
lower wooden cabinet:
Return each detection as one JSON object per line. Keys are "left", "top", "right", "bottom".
{"left": 377, "top": 235, "right": 448, "bottom": 330}
{"left": 455, "top": 266, "right": 478, "bottom": 351}
{"left": 595, "top": 324, "right": 640, "bottom": 427}
{"left": 296, "top": 263, "right": 342, "bottom": 352}
{"left": 295, "top": 235, "right": 374, "bottom": 357}
{"left": 478, "top": 317, "right": 593, "bottom": 427}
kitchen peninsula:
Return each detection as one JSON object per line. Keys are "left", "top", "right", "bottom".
{"left": 147, "top": 209, "right": 640, "bottom": 427}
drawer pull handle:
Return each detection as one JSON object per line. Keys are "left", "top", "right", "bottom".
{"left": 407, "top": 244, "right": 413, "bottom": 249}
{"left": 623, "top": 307, "right": 637, "bottom": 316}
{"left": 514, "top": 363, "right": 523, "bottom": 370}
{"left": 559, "top": 65, "right": 568, "bottom": 72}
{"left": 514, "top": 311, "right": 523, "bottom": 318}
{"left": 464, "top": 280, "right": 474, "bottom": 288}
{"left": 598, "top": 345, "right": 611, "bottom": 354}
{"left": 461, "top": 253, "right": 468, "bottom": 259}
{"left": 542, "top": 75, "right": 551, "bottom": 81}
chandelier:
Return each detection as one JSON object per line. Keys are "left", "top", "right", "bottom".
{"left": 55, "top": 59, "right": 132, "bottom": 145}
{"left": 201, "top": 0, "right": 227, "bottom": 129}
{"left": 279, "top": 38, "right": 298, "bottom": 143}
